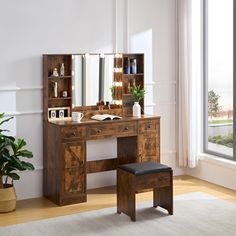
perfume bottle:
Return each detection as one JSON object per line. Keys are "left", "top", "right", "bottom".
{"left": 130, "top": 59, "right": 137, "bottom": 74}
{"left": 60, "top": 63, "right": 65, "bottom": 76}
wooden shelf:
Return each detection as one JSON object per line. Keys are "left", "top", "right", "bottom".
{"left": 48, "top": 97, "right": 72, "bottom": 100}
{"left": 48, "top": 76, "right": 72, "bottom": 79}
{"left": 122, "top": 73, "right": 144, "bottom": 76}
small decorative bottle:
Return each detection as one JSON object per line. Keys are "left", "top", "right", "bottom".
{"left": 60, "top": 63, "right": 65, "bottom": 76}
{"left": 124, "top": 57, "right": 130, "bottom": 74}
{"left": 133, "top": 101, "right": 141, "bottom": 117}
{"left": 53, "top": 81, "right": 58, "bottom": 98}
{"left": 130, "top": 59, "right": 137, "bottom": 74}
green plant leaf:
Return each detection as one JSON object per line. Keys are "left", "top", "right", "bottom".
{"left": 0, "top": 113, "right": 34, "bottom": 183}
{"left": 7, "top": 172, "right": 20, "bottom": 180}
{"left": 20, "top": 161, "right": 35, "bottom": 170}
{"left": 16, "top": 139, "right": 26, "bottom": 150}
{"left": 0, "top": 116, "right": 14, "bottom": 126}
{"left": 16, "top": 150, "right": 33, "bottom": 158}
{"left": 129, "top": 85, "right": 145, "bottom": 102}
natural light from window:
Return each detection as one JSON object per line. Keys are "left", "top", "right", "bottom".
{"left": 206, "top": 0, "right": 233, "bottom": 157}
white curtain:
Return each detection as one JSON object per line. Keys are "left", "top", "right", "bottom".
{"left": 177, "top": 0, "right": 201, "bottom": 168}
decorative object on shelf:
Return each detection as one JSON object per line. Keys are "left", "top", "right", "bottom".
{"left": 53, "top": 81, "right": 58, "bottom": 98}
{"left": 50, "top": 110, "right": 57, "bottom": 119}
{"left": 72, "top": 112, "right": 84, "bottom": 122}
{"left": 52, "top": 68, "right": 59, "bottom": 77}
{"left": 124, "top": 57, "right": 130, "bottom": 74}
{"left": 0, "top": 113, "right": 34, "bottom": 213}
{"left": 106, "top": 101, "right": 111, "bottom": 110}
{"left": 60, "top": 63, "right": 65, "bottom": 76}
{"left": 62, "top": 90, "right": 68, "bottom": 98}
{"left": 127, "top": 82, "right": 131, "bottom": 92}
{"left": 48, "top": 107, "right": 70, "bottom": 120}
{"left": 96, "top": 100, "right": 105, "bottom": 110}
{"left": 133, "top": 102, "right": 141, "bottom": 117}
{"left": 59, "top": 109, "right": 64, "bottom": 118}
{"left": 129, "top": 85, "right": 145, "bottom": 117}
{"left": 130, "top": 58, "right": 137, "bottom": 74}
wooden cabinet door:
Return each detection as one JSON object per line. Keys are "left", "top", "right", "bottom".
{"left": 138, "top": 133, "right": 160, "bottom": 163}
{"left": 61, "top": 141, "right": 86, "bottom": 204}
{"left": 137, "top": 118, "right": 160, "bottom": 163}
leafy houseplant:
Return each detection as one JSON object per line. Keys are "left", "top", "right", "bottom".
{"left": 129, "top": 85, "right": 145, "bottom": 117}
{"left": 0, "top": 113, "right": 34, "bottom": 212}
{"left": 129, "top": 85, "right": 145, "bottom": 102}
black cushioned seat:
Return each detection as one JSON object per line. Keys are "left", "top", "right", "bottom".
{"left": 118, "top": 162, "right": 171, "bottom": 176}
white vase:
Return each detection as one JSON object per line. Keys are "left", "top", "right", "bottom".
{"left": 133, "top": 102, "right": 141, "bottom": 117}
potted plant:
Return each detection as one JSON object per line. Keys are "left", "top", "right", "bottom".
{"left": 129, "top": 85, "right": 145, "bottom": 117}
{"left": 0, "top": 113, "right": 34, "bottom": 212}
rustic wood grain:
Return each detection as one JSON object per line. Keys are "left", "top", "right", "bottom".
{"left": 117, "top": 166, "right": 173, "bottom": 221}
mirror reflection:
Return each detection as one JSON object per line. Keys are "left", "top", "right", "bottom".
{"left": 72, "top": 54, "right": 114, "bottom": 107}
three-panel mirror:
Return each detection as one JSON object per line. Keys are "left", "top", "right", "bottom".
{"left": 72, "top": 54, "right": 115, "bottom": 106}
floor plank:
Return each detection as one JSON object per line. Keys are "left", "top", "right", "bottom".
{"left": 1, "top": 175, "right": 236, "bottom": 227}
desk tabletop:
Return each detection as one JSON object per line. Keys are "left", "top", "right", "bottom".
{"left": 48, "top": 114, "right": 160, "bottom": 126}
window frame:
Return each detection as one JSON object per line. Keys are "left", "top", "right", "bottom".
{"left": 203, "top": 0, "right": 235, "bottom": 160}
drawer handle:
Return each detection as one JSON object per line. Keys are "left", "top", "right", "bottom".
{"left": 71, "top": 132, "right": 76, "bottom": 136}
{"left": 147, "top": 124, "right": 152, "bottom": 128}
{"left": 97, "top": 129, "right": 102, "bottom": 134}
{"left": 124, "top": 127, "right": 129, "bottom": 131}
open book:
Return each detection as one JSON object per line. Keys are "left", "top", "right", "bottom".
{"left": 91, "top": 114, "right": 122, "bottom": 121}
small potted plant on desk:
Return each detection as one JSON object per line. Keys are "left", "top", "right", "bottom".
{"left": 0, "top": 113, "right": 34, "bottom": 212}
{"left": 129, "top": 85, "right": 145, "bottom": 117}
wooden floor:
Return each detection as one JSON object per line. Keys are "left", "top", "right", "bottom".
{"left": 1, "top": 175, "right": 236, "bottom": 227}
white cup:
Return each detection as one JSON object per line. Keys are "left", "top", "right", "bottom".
{"left": 72, "top": 112, "right": 84, "bottom": 122}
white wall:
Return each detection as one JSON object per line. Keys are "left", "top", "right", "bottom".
{"left": 186, "top": 155, "right": 236, "bottom": 191}
{"left": 128, "top": 0, "right": 183, "bottom": 175}
{"left": 0, "top": 0, "right": 182, "bottom": 200}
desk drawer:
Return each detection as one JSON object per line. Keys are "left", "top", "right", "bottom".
{"left": 117, "top": 122, "right": 137, "bottom": 137}
{"left": 61, "top": 126, "right": 85, "bottom": 139}
{"left": 138, "top": 119, "right": 159, "bottom": 134}
{"left": 87, "top": 124, "right": 116, "bottom": 139}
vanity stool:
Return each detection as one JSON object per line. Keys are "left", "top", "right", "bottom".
{"left": 117, "top": 162, "right": 173, "bottom": 221}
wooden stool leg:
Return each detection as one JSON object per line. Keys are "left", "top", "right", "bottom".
{"left": 153, "top": 172, "right": 173, "bottom": 215}
{"left": 117, "top": 169, "right": 136, "bottom": 221}
{"left": 118, "top": 190, "right": 136, "bottom": 221}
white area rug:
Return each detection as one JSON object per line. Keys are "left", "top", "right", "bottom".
{"left": 1, "top": 192, "right": 236, "bottom": 236}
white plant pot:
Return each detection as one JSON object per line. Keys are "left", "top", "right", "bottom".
{"left": 133, "top": 102, "right": 141, "bottom": 117}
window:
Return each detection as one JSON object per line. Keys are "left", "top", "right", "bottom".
{"left": 204, "top": 0, "right": 234, "bottom": 159}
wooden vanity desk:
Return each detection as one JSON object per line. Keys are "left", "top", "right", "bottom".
{"left": 45, "top": 115, "right": 160, "bottom": 206}
{"left": 43, "top": 53, "right": 160, "bottom": 205}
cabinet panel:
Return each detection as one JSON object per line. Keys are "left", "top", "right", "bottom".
{"left": 64, "top": 167, "right": 85, "bottom": 193}
{"left": 61, "top": 141, "right": 86, "bottom": 201}
{"left": 138, "top": 133, "right": 160, "bottom": 163}
{"left": 64, "top": 142, "right": 85, "bottom": 168}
